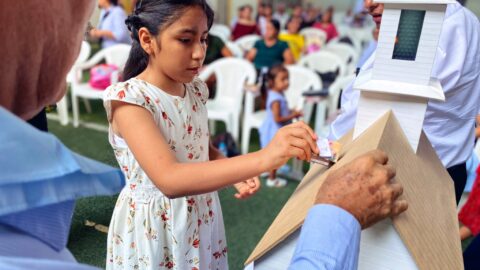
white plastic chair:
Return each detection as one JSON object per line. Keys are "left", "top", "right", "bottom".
{"left": 56, "top": 41, "right": 91, "bottom": 126}
{"left": 225, "top": 41, "right": 244, "bottom": 58}
{"left": 234, "top": 34, "right": 261, "bottom": 54}
{"left": 329, "top": 32, "right": 364, "bottom": 56}
{"left": 326, "top": 74, "right": 356, "bottom": 120}
{"left": 299, "top": 27, "right": 327, "bottom": 48}
{"left": 324, "top": 43, "right": 359, "bottom": 75}
{"left": 283, "top": 65, "right": 322, "bottom": 125}
{"left": 299, "top": 51, "right": 346, "bottom": 132}
{"left": 198, "top": 58, "right": 257, "bottom": 142}
{"left": 241, "top": 65, "right": 322, "bottom": 155}
{"left": 298, "top": 51, "right": 347, "bottom": 78}
{"left": 210, "top": 24, "right": 231, "bottom": 42}
{"left": 349, "top": 26, "right": 375, "bottom": 48}
{"left": 71, "top": 44, "right": 131, "bottom": 127}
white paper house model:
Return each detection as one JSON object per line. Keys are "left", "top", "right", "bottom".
{"left": 244, "top": 1, "right": 463, "bottom": 270}
{"left": 353, "top": 0, "right": 455, "bottom": 152}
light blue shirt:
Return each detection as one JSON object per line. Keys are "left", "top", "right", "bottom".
{"left": 98, "top": 6, "right": 132, "bottom": 48}
{"left": 0, "top": 106, "right": 124, "bottom": 259}
{"left": 289, "top": 204, "right": 361, "bottom": 270}
{"left": 0, "top": 256, "right": 98, "bottom": 270}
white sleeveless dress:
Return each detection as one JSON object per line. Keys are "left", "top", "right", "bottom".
{"left": 103, "top": 77, "right": 228, "bottom": 270}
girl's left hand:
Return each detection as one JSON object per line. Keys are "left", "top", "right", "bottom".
{"left": 233, "top": 176, "right": 261, "bottom": 199}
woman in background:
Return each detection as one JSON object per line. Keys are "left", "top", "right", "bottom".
{"left": 232, "top": 5, "right": 259, "bottom": 41}
{"left": 89, "top": 0, "right": 132, "bottom": 48}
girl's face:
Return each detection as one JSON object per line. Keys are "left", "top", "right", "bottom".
{"left": 150, "top": 6, "right": 209, "bottom": 84}
{"left": 272, "top": 71, "right": 289, "bottom": 91}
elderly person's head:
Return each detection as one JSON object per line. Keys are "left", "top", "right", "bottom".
{"left": 0, "top": 0, "right": 95, "bottom": 120}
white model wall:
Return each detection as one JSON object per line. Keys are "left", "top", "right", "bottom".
{"left": 373, "top": 4, "right": 446, "bottom": 85}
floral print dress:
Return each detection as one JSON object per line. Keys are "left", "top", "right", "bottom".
{"left": 103, "top": 78, "right": 228, "bottom": 270}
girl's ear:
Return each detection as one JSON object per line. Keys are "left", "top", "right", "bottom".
{"left": 138, "top": 27, "right": 155, "bottom": 55}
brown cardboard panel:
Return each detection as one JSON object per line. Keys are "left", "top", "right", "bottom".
{"left": 379, "top": 114, "right": 462, "bottom": 270}
{"left": 245, "top": 111, "right": 463, "bottom": 270}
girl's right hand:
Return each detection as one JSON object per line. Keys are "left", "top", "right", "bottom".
{"left": 261, "top": 121, "right": 319, "bottom": 170}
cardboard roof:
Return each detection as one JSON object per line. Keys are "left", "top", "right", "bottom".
{"left": 246, "top": 111, "right": 463, "bottom": 270}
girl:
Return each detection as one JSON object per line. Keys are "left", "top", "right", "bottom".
{"left": 259, "top": 65, "right": 303, "bottom": 188}
{"left": 103, "top": 1, "right": 318, "bottom": 269}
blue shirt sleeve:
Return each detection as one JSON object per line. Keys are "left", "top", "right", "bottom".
{"left": 0, "top": 256, "right": 99, "bottom": 270}
{"left": 289, "top": 204, "right": 361, "bottom": 270}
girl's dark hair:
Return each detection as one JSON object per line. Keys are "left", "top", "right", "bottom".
{"left": 269, "top": 19, "right": 281, "bottom": 36}
{"left": 260, "top": 64, "right": 288, "bottom": 95}
{"left": 266, "top": 64, "right": 288, "bottom": 88}
{"left": 123, "top": 0, "right": 214, "bottom": 80}
{"left": 109, "top": 0, "right": 118, "bottom": 6}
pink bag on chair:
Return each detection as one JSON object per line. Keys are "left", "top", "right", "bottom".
{"left": 88, "top": 64, "right": 121, "bottom": 90}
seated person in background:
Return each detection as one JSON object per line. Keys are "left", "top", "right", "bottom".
{"left": 302, "top": 5, "right": 320, "bottom": 29}
{"left": 89, "top": 0, "right": 132, "bottom": 48}
{"left": 290, "top": 4, "right": 306, "bottom": 30}
{"left": 279, "top": 17, "right": 305, "bottom": 61}
{"left": 232, "top": 4, "right": 260, "bottom": 41}
{"left": 247, "top": 19, "right": 294, "bottom": 72}
{"left": 204, "top": 34, "right": 234, "bottom": 97}
{"left": 258, "top": 3, "right": 274, "bottom": 36}
{"left": 204, "top": 34, "right": 233, "bottom": 65}
{"left": 343, "top": 8, "right": 355, "bottom": 26}
{"left": 313, "top": 6, "right": 339, "bottom": 42}
{"left": 273, "top": 2, "right": 289, "bottom": 30}
{"left": 459, "top": 115, "right": 480, "bottom": 240}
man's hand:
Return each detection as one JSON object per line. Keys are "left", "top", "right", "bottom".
{"left": 315, "top": 150, "right": 408, "bottom": 229}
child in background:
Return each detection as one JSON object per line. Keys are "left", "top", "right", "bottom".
{"left": 103, "top": 1, "right": 318, "bottom": 269}
{"left": 259, "top": 65, "right": 303, "bottom": 187}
